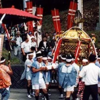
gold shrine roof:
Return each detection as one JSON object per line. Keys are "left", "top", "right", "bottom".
{"left": 62, "top": 26, "right": 91, "bottom": 40}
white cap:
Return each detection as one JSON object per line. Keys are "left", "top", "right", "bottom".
{"left": 82, "top": 59, "right": 88, "bottom": 62}
{"left": 47, "top": 56, "right": 52, "bottom": 60}
{"left": 36, "top": 51, "right": 42, "bottom": 58}
{"left": 66, "top": 59, "right": 72, "bottom": 62}
{"left": 0, "top": 59, "right": 6, "bottom": 63}
{"left": 31, "top": 36, "right": 35, "bottom": 39}
{"left": 27, "top": 53, "right": 33, "bottom": 56}
{"left": 61, "top": 56, "right": 66, "bottom": 60}
{"left": 42, "top": 57, "right": 47, "bottom": 60}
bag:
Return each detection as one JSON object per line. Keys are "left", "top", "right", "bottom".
{"left": 0, "top": 68, "right": 11, "bottom": 89}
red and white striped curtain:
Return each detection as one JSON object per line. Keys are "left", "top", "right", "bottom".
{"left": 26, "top": 0, "right": 33, "bottom": 32}
{"left": 51, "top": 9, "right": 61, "bottom": 34}
{"left": 67, "top": 1, "right": 77, "bottom": 29}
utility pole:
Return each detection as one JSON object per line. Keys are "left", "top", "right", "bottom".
{"left": 96, "top": 0, "right": 100, "bottom": 30}
{"left": 78, "top": 0, "right": 83, "bottom": 29}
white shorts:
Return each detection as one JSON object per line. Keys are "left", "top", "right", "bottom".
{"left": 26, "top": 72, "right": 32, "bottom": 80}
{"left": 64, "top": 86, "right": 74, "bottom": 92}
{"left": 32, "top": 78, "right": 46, "bottom": 90}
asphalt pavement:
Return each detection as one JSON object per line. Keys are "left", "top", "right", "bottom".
{"left": 0, "top": 89, "right": 100, "bottom": 100}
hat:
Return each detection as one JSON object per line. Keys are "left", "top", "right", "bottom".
{"left": 48, "top": 52, "right": 52, "bottom": 57}
{"left": 42, "top": 55, "right": 47, "bottom": 60}
{"left": 82, "top": 59, "right": 88, "bottom": 63}
{"left": 47, "top": 56, "right": 53, "bottom": 60}
{"left": 89, "top": 54, "right": 96, "bottom": 62}
{"left": 31, "top": 36, "right": 35, "bottom": 39}
{"left": 61, "top": 54, "right": 66, "bottom": 60}
{"left": 0, "top": 57, "right": 6, "bottom": 64}
{"left": 42, "top": 57, "right": 47, "bottom": 60}
{"left": 66, "top": 54, "right": 72, "bottom": 62}
{"left": 71, "top": 54, "right": 75, "bottom": 61}
{"left": 27, "top": 52, "right": 33, "bottom": 56}
{"left": 36, "top": 51, "right": 42, "bottom": 58}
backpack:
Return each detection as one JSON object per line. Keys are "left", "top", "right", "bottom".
{"left": 0, "top": 67, "right": 11, "bottom": 89}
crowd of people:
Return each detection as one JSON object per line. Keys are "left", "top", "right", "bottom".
{"left": 1, "top": 24, "right": 100, "bottom": 100}
{"left": 1, "top": 47, "right": 100, "bottom": 100}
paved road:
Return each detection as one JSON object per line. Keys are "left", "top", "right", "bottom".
{"left": 9, "top": 89, "right": 63, "bottom": 100}
{"left": 0, "top": 89, "right": 100, "bottom": 100}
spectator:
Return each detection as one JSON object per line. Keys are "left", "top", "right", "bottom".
{"left": 21, "top": 37, "right": 31, "bottom": 62}
{"left": 25, "top": 53, "right": 33, "bottom": 98}
{"left": 0, "top": 57, "right": 13, "bottom": 100}
{"left": 13, "top": 31, "right": 22, "bottom": 56}
{"left": 31, "top": 36, "right": 37, "bottom": 51}
{"left": 79, "top": 54, "right": 100, "bottom": 100}
{"left": 39, "top": 36, "right": 50, "bottom": 56}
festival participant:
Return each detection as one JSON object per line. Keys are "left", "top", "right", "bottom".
{"left": 39, "top": 36, "right": 50, "bottom": 56}
{"left": 95, "top": 56, "right": 100, "bottom": 95}
{"left": 0, "top": 57, "right": 13, "bottom": 100}
{"left": 27, "top": 47, "right": 36, "bottom": 61}
{"left": 42, "top": 56, "right": 51, "bottom": 95}
{"left": 31, "top": 36, "right": 37, "bottom": 51}
{"left": 47, "top": 56, "right": 52, "bottom": 64}
{"left": 27, "top": 31, "right": 33, "bottom": 44}
{"left": 77, "top": 59, "right": 88, "bottom": 100}
{"left": 79, "top": 54, "right": 100, "bottom": 100}
{"left": 31, "top": 51, "right": 49, "bottom": 100}
{"left": 4, "top": 28, "right": 11, "bottom": 51}
{"left": 25, "top": 53, "right": 34, "bottom": 98}
{"left": 21, "top": 36, "right": 31, "bottom": 62}
{"left": 71, "top": 55, "right": 80, "bottom": 100}
{"left": 51, "top": 55, "right": 58, "bottom": 84}
{"left": 57, "top": 54, "right": 66, "bottom": 99}
{"left": 59, "top": 54, "right": 79, "bottom": 100}
{"left": 13, "top": 31, "right": 22, "bottom": 56}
